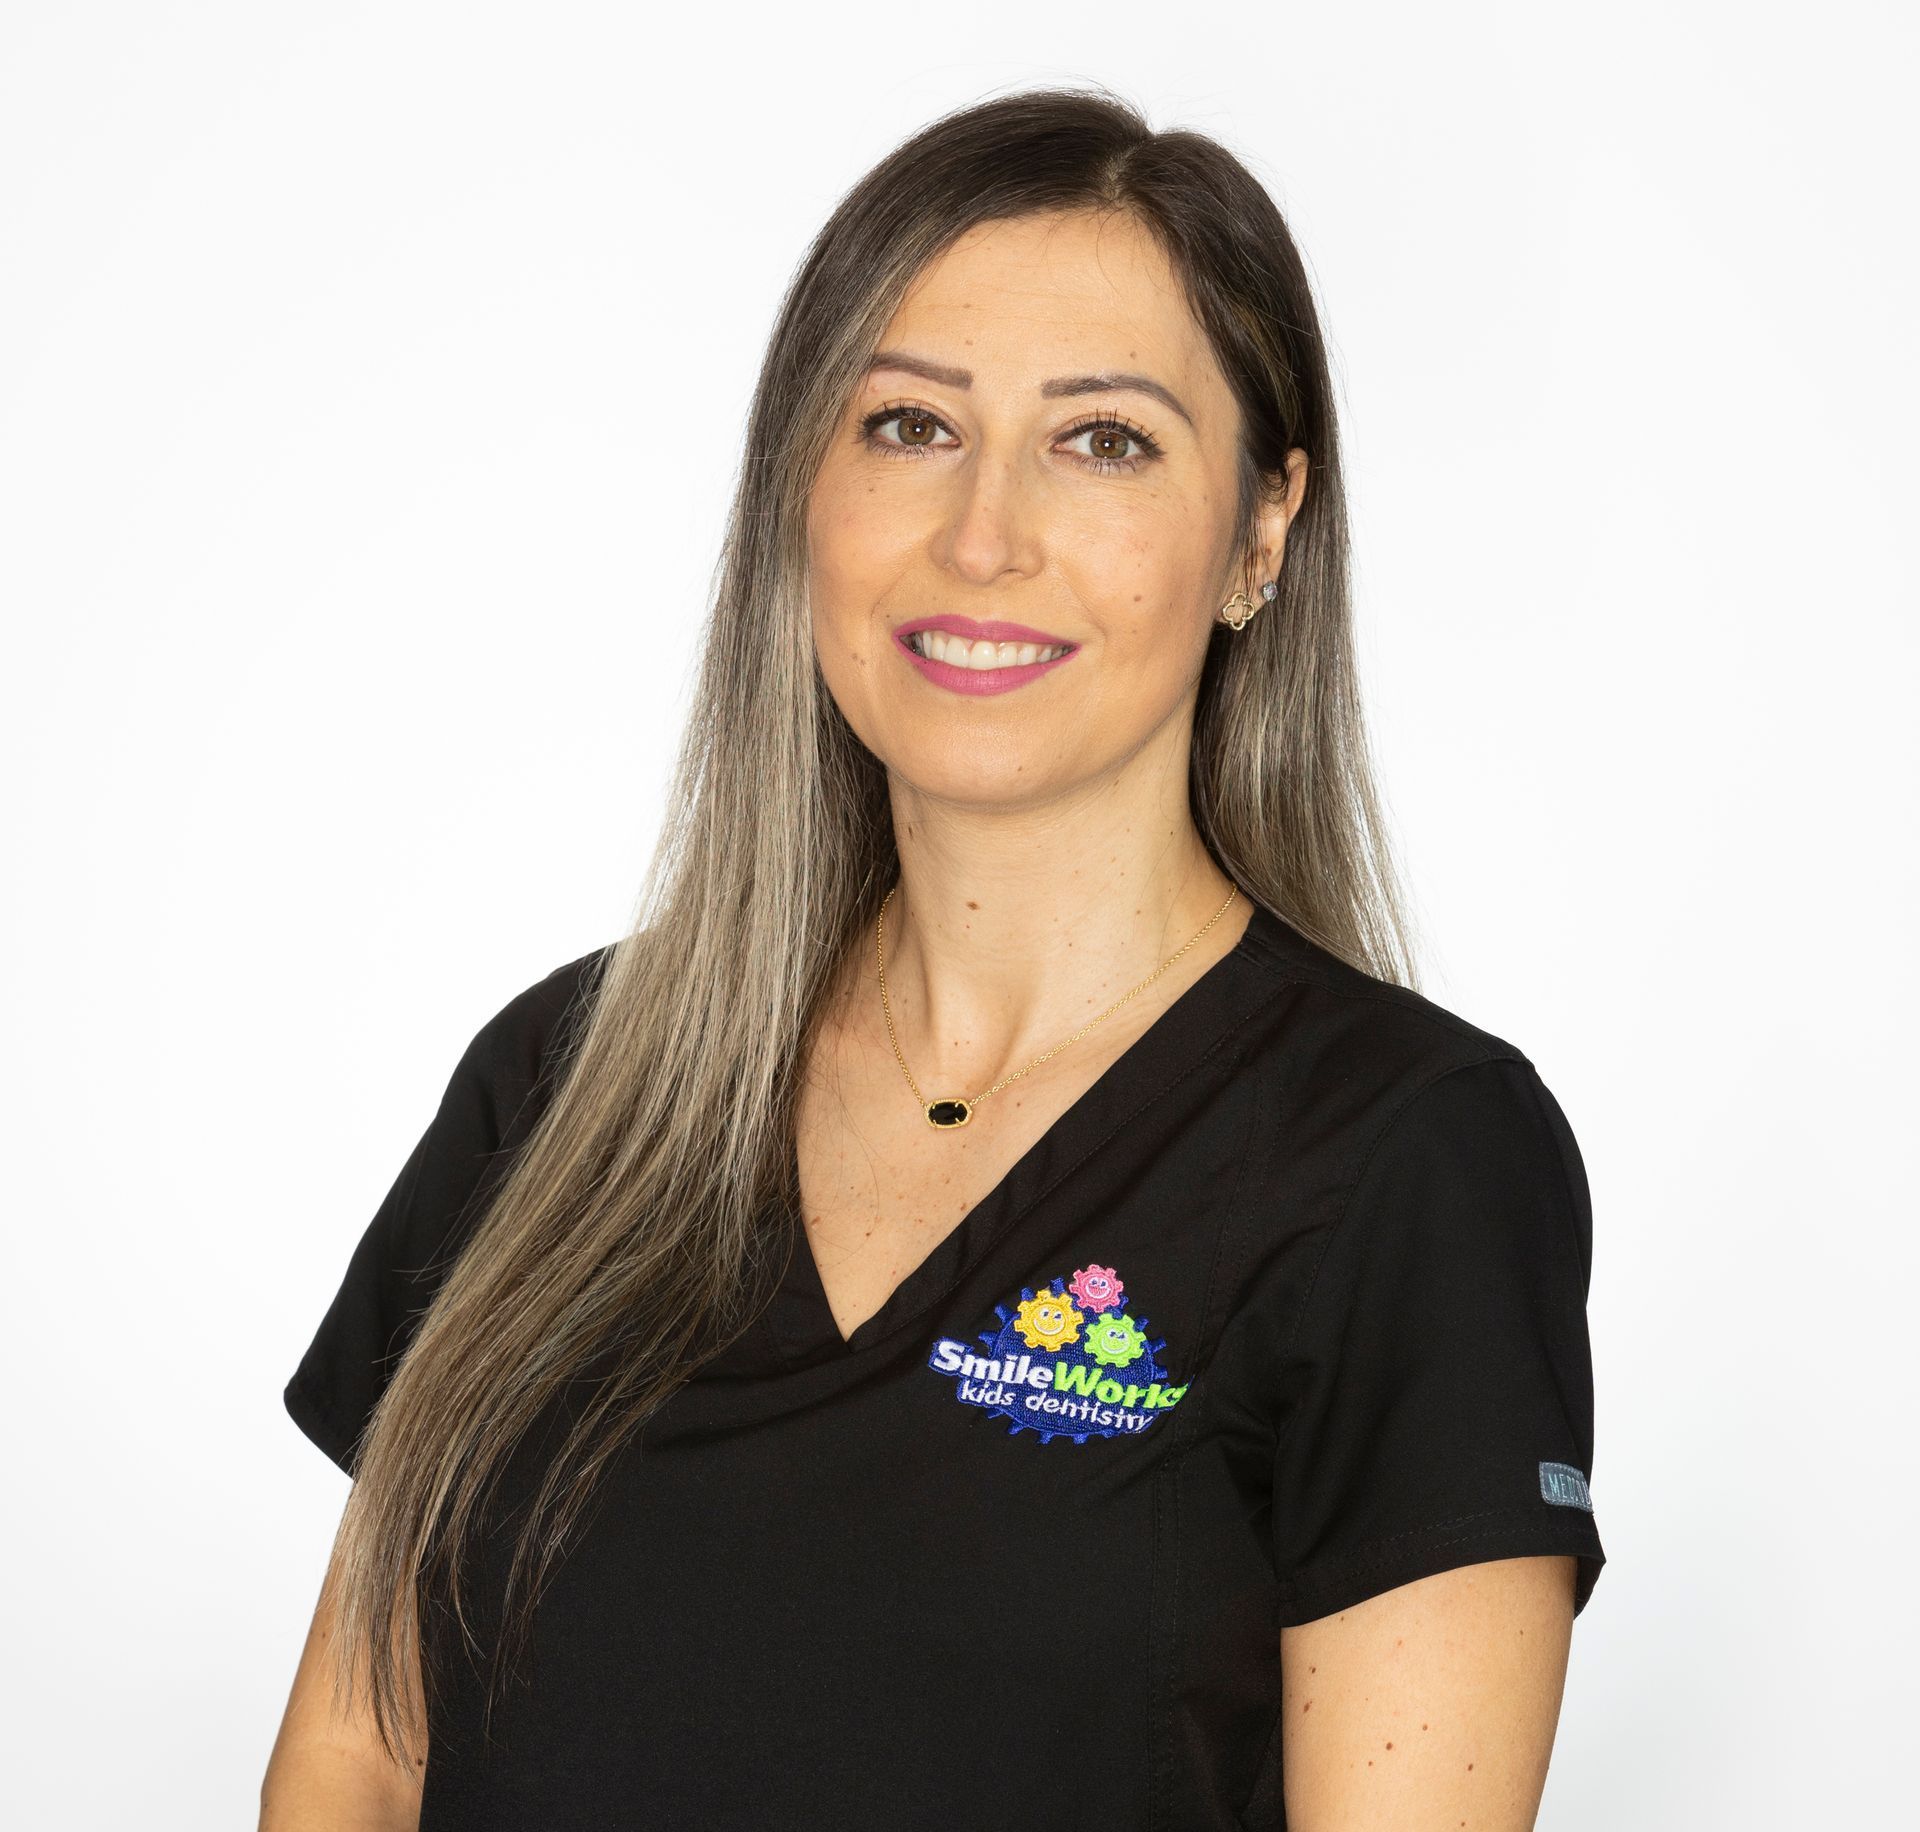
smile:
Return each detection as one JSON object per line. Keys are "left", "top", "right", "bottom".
{"left": 893, "top": 617, "right": 1080, "bottom": 698}
{"left": 906, "top": 630, "right": 1073, "bottom": 667}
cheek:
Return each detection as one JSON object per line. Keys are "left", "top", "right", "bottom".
{"left": 807, "top": 481, "right": 918, "bottom": 646}
{"left": 1079, "top": 527, "right": 1216, "bottom": 666}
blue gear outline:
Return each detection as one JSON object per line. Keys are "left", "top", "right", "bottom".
{"left": 975, "top": 1275, "right": 1172, "bottom": 1444}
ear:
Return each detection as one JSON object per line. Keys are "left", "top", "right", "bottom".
{"left": 1253, "top": 448, "right": 1310, "bottom": 582}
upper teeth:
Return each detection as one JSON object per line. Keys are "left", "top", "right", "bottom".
{"left": 909, "top": 631, "right": 1070, "bottom": 668}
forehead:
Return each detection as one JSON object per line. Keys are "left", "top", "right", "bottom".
{"left": 874, "top": 210, "right": 1227, "bottom": 426}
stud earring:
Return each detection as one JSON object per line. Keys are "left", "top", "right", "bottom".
{"left": 1218, "top": 579, "right": 1279, "bottom": 631}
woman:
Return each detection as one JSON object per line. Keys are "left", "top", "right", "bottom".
{"left": 263, "top": 86, "right": 1606, "bottom": 1831}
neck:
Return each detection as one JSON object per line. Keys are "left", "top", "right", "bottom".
{"left": 862, "top": 759, "right": 1248, "bottom": 1094}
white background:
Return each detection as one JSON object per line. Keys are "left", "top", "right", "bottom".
{"left": 4, "top": 4, "right": 1913, "bottom": 1825}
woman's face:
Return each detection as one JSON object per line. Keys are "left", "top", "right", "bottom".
{"left": 807, "top": 207, "right": 1302, "bottom": 811}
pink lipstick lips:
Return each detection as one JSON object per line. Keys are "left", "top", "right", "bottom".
{"left": 893, "top": 614, "right": 1080, "bottom": 698}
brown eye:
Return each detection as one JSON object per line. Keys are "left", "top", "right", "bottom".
{"left": 859, "top": 401, "right": 958, "bottom": 458}
{"left": 1061, "top": 413, "right": 1162, "bottom": 473}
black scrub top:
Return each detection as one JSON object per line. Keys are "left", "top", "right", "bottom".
{"left": 284, "top": 899, "right": 1607, "bottom": 1830}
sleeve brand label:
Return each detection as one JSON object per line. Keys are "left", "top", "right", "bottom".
{"left": 1538, "top": 1460, "right": 1594, "bottom": 1510}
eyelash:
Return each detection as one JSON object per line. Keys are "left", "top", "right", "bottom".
{"left": 856, "top": 399, "right": 1165, "bottom": 474}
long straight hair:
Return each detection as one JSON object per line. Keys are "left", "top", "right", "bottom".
{"left": 323, "top": 82, "right": 1422, "bottom": 1765}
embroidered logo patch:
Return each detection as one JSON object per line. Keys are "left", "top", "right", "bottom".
{"left": 924, "top": 1263, "right": 1186, "bottom": 1443}
{"left": 1538, "top": 1460, "right": 1594, "bottom": 1510}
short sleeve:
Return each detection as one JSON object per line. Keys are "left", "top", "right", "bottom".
{"left": 282, "top": 949, "right": 606, "bottom": 1475}
{"left": 1269, "top": 1054, "right": 1606, "bottom": 1626}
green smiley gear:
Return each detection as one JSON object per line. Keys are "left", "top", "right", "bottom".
{"left": 1082, "top": 1311, "right": 1147, "bottom": 1369}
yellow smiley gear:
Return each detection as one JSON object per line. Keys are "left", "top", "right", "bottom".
{"left": 1013, "top": 1290, "right": 1084, "bottom": 1352}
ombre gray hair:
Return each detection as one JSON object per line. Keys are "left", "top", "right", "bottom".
{"left": 320, "top": 81, "right": 1420, "bottom": 1766}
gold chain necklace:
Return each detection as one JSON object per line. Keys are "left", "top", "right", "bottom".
{"left": 876, "top": 880, "right": 1242, "bottom": 1130}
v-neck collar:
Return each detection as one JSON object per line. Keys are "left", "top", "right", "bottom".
{"left": 764, "top": 896, "right": 1294, "bottom": 1367}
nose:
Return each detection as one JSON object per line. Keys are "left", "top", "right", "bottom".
{"left": 935, "top": 448, "right": 1045, "bottom": 588}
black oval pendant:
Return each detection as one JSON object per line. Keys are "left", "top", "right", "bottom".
{"left": 925, "top": 1098, "right": 973, "bottom": 1129}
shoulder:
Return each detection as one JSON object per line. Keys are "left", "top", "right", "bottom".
{"left": 1227, "top": 908, "right": 1596, "bottom": 1322}
{"left": 1238, "top": 901, "right": 1539, "bottom": 1094}
{"left": 1230, "top": 903, "right": 1587, "bottom": 1230}
{"left": 465, "top": 940, "right": 616, "bottom": 1065}
{"left": 448, "top": 940, "right": 619, "bottom": 1143}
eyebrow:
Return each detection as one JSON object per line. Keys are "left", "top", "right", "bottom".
{"left": 866, "top": 348, "right": 1194, "bottom": 428}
